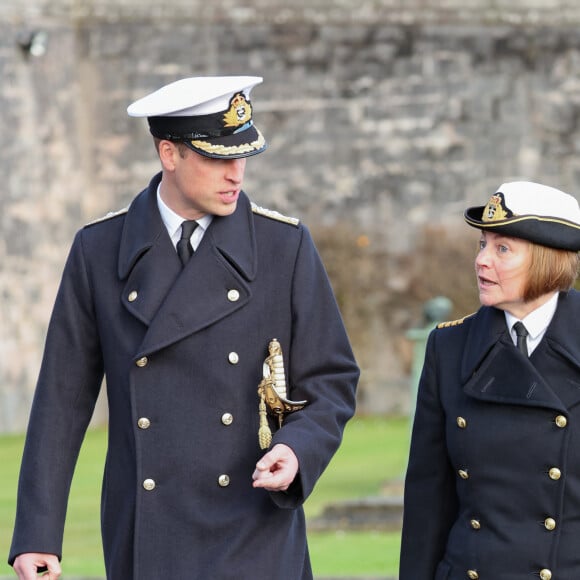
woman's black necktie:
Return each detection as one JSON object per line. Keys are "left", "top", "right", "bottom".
{"left": 513, "top": 321, "right": 529, "bottom": 357}
{"left": 177, "top": 220, "right": 198, "bottom": 266}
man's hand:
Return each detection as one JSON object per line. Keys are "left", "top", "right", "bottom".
{"left": 12, "top": 553, "right": 61, "bottom": 580}
{"left": 252, "top": 443, "right": 299, "bottom": 491}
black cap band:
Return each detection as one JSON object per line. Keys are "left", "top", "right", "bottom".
{"left": 148, "top": 112, "right": 248, "bottom": 140}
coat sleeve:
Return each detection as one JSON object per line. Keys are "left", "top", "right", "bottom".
{"left": 9, "top": 230, "right": 104, "bottom": 565}
{"left": 269, "top": 225, "right": 359, "bottom": 508}
{"left": 399, "top": 328, "right": 458, "bottom": 579}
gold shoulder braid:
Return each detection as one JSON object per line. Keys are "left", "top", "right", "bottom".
{"left": 251, "top": 202, "right": 300, "bottom": 226}
{"left": 257, "top": 339, "right": 308, "bottom": 449}
{"left": 85, "top": 206, "right": 128, "bottom": 226}
{"left": 437, "top": 313, "right": 475, "bottom": 329}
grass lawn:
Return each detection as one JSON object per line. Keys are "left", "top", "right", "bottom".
{"left": 0, "top": 415, "right": 409, "bottom": 578}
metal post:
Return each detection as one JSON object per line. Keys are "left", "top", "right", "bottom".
{"left": 405, "top": 296, "right": 452, "bottom": 429}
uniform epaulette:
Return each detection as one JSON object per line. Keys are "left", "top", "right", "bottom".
{"left": 251, "top": 202, "right": 300, "bottom": 227}
{"left": 85, "top": 206, "right": 129, "bottom": 227}
{"left": 437, "top": 312, "right": 476, "bottom": 329}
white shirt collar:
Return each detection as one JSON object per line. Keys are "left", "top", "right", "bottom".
{"left": 156, "top": 185, "right": 213, "bottom": 250}
{"left": 504, "top": 292, "right": 559, "bottom": 354}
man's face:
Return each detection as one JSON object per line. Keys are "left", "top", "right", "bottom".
{"left": 161, "top": 143, "right": 247, "bottom": 220}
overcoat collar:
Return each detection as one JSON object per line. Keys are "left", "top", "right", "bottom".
{"left": 118, "top": 172, "right": 257, "bottom": 282}
{"left": 543, "top": 290, "right": 580, "bottom": 367}
{"left": 461, "top": 291, "right": 580, "bottom": 411}
{"left": 117, "top": 172, "right": 258, "bottom": 354}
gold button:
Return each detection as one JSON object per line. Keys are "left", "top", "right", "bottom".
{"left": 467, "top": 570, "right": 479, "bottom": 580}
{"left": 137, "top": 417, "right": 151, "bottom": 430}
{"left": 470, "top": 519, "right": 481, "bottom": 530}
{"left": 218, "top": 474, "right": 230, "bottom": 487}
{"left": 143, "top": 478, "right": 156, "bottom": 491}
{"left": 539, "top": 569, "right": 552, "bottom": 580}
{"left": 221, "top": 413, "right": 234, "bottom": 426}
{"left": 228, "top": 351, "right": 239, "bottom": 364}
{"left": 548, "top": 467, "right": 561, "bottom": 481}
{"left": 544, "top": 517, "right": 556, "bottom": 531}
{"left": 458, "top": 469, "right": 469, "bottom": 480}
{"left": 128, "top": 290, "right": 138, "bottom": 302}
{"left": 555, "top": 415, "right": 567, "bottom": 428}
{"left": 136, "top": 356, "right": 148, "bottom": 367}
{"left": 457, "top": 416, "right": 467, "bottom": 428}
{"left": 227, "top": 289, "right": 240, "bottom": 302}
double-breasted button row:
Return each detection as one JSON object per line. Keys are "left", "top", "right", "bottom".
{"left": 143, "top": 472, "right": 233, "bottom": 491}
{"left": 137, "top": 350, "right": 241, "bottom": 368}
{"left": 456, "top": 418, "right": 469, "bottom": 481}
{"left": 455, "top": 413, "right": 561, "bottom": 580}
{"left": 128, "top": 286, "right": 239, "bottom": 307}
{"left": 466, "top": 564, "right": 552, "bottom": 578}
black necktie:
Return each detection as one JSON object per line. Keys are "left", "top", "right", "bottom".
{"left": 513, "top": 321, "right": 529, "bottom": 357}
{"left": 177, "top": 220, "right": 198, "bottom": 266}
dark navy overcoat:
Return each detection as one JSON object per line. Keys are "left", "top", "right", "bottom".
{"left": 400, "top": 290, "right": 580, "bottom": 580}
{"left": 9, "top": 173, "right": 359, "bottom": 579}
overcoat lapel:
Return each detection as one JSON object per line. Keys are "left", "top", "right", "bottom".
{"left": 460, "top": 306, "right": 507, "bottom": 385}
{"left": 541, "top": 291, "right": 580, "bottom": 409}
{"left": 463, "top": 340, "right": 568, "bottom": 411}
{"left": 119, "top": 174, "right": 182, "bottom": 327}
{"left": 543, "top": 291, "right": 580, "bottom": 370}
{"left": 461, "top": 303, "right": 568, "bottom": 412}
{"left": 118, "top": 172, "right": 258, "bottom": 356}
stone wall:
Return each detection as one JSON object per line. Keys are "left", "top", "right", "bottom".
{"left": 2, "top": 0, "right": 580, "bottom": 431}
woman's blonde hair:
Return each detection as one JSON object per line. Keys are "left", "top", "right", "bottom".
{"left": 524, "top": 244, "right": 579, "bottom": 301}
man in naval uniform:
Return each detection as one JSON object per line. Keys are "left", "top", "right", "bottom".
{"left": 9, "top": 76, "right": 359, "bottom": 580}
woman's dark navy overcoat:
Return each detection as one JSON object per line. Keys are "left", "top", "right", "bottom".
{"left": 9, "top": 173, "right": 359, "bottom": 579}
{"left": 400, "top": 290, "right": 580, "bottom": 580}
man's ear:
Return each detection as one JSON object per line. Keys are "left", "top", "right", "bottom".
{"left": 158, "top": 139, "right": 179, "bottom": 171}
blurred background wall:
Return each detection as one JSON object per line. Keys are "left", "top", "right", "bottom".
{"left": 2, "top": 0, "right": 580, "bottom": 432}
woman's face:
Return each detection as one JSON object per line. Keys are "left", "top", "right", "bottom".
{"left": 475, "top": 231, "right": 533, "bottom": 317}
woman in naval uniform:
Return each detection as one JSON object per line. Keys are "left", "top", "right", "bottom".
{"left": 399, "top": 181, "right": 580, "bottom": 580}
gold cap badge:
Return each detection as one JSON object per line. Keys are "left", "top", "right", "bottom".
{"left": 223, "top": 92, "right": 252, "bottom": 129}
{"left": 482, "top": 192, "right": 513, "bottom": 222}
